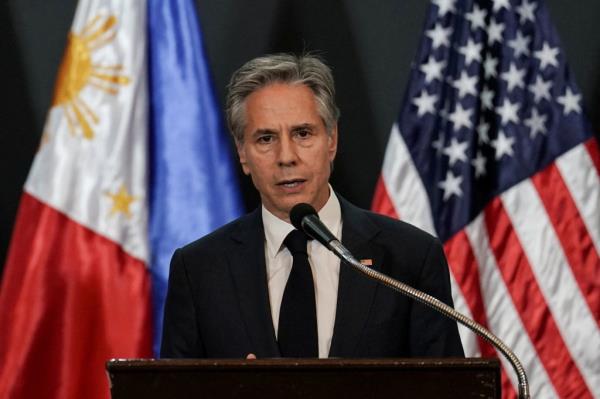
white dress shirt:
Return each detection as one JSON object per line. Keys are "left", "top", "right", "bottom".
{"left": 262, "top": 190, "right": 342, "bottom": 358}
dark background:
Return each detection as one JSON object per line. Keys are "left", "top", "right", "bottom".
{"left": 2, "top": 0, "right": 599, "bottom": 279}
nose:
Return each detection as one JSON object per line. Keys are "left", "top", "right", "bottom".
{"left": 277, "top": 134, "right": 299, "bottom": 167}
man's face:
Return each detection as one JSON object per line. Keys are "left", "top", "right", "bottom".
{"left": 236, "top": 83, "right": 338, "bottom": 222}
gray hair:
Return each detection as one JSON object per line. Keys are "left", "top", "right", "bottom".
{"left": 226, "top": 53, "right": 340, "bottom": 142}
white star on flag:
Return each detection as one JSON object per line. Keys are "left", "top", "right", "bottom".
{"left": 420, "top": 56, "right": 446, "bottom": 83}
{"left": 449, "top": 103, "right": 473, "bottom": 131}
{"left": 524, "top": 108, "right": 548, "bottom": 138}
{"left": 557, "top": 87, "right": 582, "bottom": 114}
{"left": 491, "top": 130, "right": 515, "bottom": 159}
{"left": 480, "top": 86, "right": 495, "bottom": 110}
{"left": 471, "top": 151, "right": 487, "bottom": 177}
{"left": 438, "top": 171, "right": 463, "bottom": 200}
{"left": 534, "top": 42, "right": 560, "bottom": 70}
{"left": 508, "top": 31, "right": 531, "bottom": 58}
{"left": 477, "top": 119, "right": 490, "bottom": 143}
{"left": 427, "top": 23, "right": 453, "bottom": 49}
{"left": 431, "top": 136, "right": 445, "bottom": 155}
{"left": 443, "top": 137, "right": 469, "bottom": 166}
{"left": 487, "top": 19, "right": 505, "bottom": 45}
{"left": 465, "top": 4, "right": 487, "bottom": 31}
{"left": 529, "top": 75, "right": 553, "bottom": 103}
{"left": 492, "top": 0, "right": 511, "bottom": 13}
{"left": 516, "top": 0, "right": 537, "bottom": 24}
{"left": 432, "top": 0, "right": 456, "bottom": 16}
{"left": 459, "top": 39, "right": 483, "bottom": 65}
{"left": 496, "top": 98, "right": 520, "bottom": 125}
{"left": 452, "top": 71, "right": 478, "bottom": 98}
{"left": 501, "top": 62, "right": 526, "bottom": 92}
{"left": 483, "top": 54, "right": 499, "bottom": 78}
{"left": 412, "top": 89, "right": 438, "bottom": 116}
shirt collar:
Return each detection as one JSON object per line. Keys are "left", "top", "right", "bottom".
{"left": 262, "top": 185, "right": 342, "bottom": 259}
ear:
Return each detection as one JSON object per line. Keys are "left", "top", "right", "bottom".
{"left": 236, "top": 140, "right": 251, "bottom": 175}
{"left": 328, "top": 125, "right": 338, "bottom": 162}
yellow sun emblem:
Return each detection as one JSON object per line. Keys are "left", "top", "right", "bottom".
{"left": 51, "top": 14, "right": 130, "bottom": 140}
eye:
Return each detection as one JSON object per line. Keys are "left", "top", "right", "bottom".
{"left": 257, "top": 134, "right": 275, "bottom": 144}
{"left": 295, "top": 128, "right": 312, "bottom": 139}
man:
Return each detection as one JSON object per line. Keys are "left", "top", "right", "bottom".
{"left": 161, "top": 54, "right": 464, "bottom": 359}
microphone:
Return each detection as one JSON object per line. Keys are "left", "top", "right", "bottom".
{"left": 289, "top": 203, "right": 530, "bottom": 399}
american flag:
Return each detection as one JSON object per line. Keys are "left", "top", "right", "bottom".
{"left": 371, "top": 0, "right": 600, "bottom": 397}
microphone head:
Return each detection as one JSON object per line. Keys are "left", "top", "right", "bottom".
{"left": 290, "top": 203, "right": 318, "bottom": 230}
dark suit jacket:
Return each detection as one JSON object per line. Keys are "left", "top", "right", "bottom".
{"left": 160, "top": 197, "right": 464, "bottom": 358}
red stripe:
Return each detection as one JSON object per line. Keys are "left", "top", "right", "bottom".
{"left": 371, "top": 174, "right": 399, "bottom": 218}
{"left": 444, "top": 232, "right": 517, "bottom": 399}
{"left": 531, "top": 163, "right": 600, "bottom": 325}
{"left": 584, "top": 137, "right": 600, "bottom": 176}
{"left": 484, "top": 198, "right": 593, "bottom": 399}
{"left": 0, "top": 193, "right": 152, "bottom": 399}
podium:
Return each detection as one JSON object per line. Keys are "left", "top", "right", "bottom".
{"left": 106, "top": 358, "right": 500, "bottom": 398}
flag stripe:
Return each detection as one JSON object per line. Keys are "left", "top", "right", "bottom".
{"left": 464, "top": 215, "right": 558, "bottom": 399}
{"left": 531, "top": 163, "right": 600, "bottom": 324}
{"left": 380, "top": 124, "right": 436, "bottom": 235}
{"left": 444, "top": 231, "right": 518, "bottom": 399}
{"left": 0, "top": 193, "right": 152, "bottom": 399}
{"left": 556, "top": 141, "right": 600, "bottom": 256}
{"left": 485, "top": 197, "right": 594, "bottom": 398}
{"left": 501, "top": 179, "right": 600, "bottom": 396}
{"left": 447, "top": 271, "right": 480, "bottom": 357}
{"left": 371, "top": 175, "right": 399, "bottom": 219}
{"left": 585, "top": 138, "right": 600, "bottom": 175}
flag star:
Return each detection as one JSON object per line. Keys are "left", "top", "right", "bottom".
{"left": 433, "top": 0, "right": 456, "bottom": 16}
{"left": 452, "top": 71, "right": 478, "bottom": 98}
{"left": 483, "top": 54, "right": 499, "bottom": 78}
{"left": 471, "top": 151, "right": 487, "bottom": 177}
{"left": 524, "top": 108, "right": 548, "bottom": 138}
{"left": 432, "top": 136, "right": 445, "bottom": 155}
{"left": 496, "top": 99, "right": 520, "bottom": 125}
{"left": 427, "top": 23, "right": 453, "bottom": 49}
{"left": 492, "top": 130, "right": 515, "bottom": 159}
{"left": 508, "top": 31, "right": 531, "bottom": 58}
{"left": 459, "top": 39, "right": 483, "bottom": 65}
{"left": 105, "top": 184, "right": 138, "bottom": 219}
{"left": 492, "top": 0, "right": 511, "bottom": 13}
{"left": 516, "top": 0, "right": 537, "bottom": 24}
{"left": 557, "top": 87, "right": 581, "bottom": 114}
{"left": 529, "top": 75, "right": 553, "bottom": 103}
{"left": 438, "top": 171, "right": 463, "bottom": 201}
{"left": 443, "top": 137, "right": 469, "bottom": 166}
{"left": 534, "top": 42, "right": 560, "bottom": 70}
{"left": 477, "top": 119, "right": 491, "bottom": 144}
{"left": 449, "top": 104, "right": 474, "bottom": 131}
{"left": 420, "top": 56, "right": 446, "bottom": 83}
{"left": 480, "top": 86, "right": 495, "bottom": 110}
{"left": 412, "top": 90, "right": 438, "bottom": 116}
{"left": 501, "top": 63, "right": 526, "bottom": 92}
{"left": 487, "top": 19, "right": 505, "bottom": 45}
{"left": 465, "top": 4, "right": 487, "bottom": 31}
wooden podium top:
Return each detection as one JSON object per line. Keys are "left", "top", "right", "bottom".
{"left": 107, "top": 358, "right": 500, "bottom": 399}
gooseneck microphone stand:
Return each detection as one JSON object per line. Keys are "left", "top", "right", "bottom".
{"left": 329, "top": 240, "right": 530, "bottom": 399}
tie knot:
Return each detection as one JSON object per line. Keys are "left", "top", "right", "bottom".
{"left": 283, "top": 230, "right": 309, "bottom": 255}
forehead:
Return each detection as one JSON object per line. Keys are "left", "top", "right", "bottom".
{"left": 243, "top": 83, "right": 321, "bottom": 130}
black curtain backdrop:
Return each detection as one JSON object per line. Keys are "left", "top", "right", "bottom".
{"left": 1, "top": 0, "right": 599, "bottom": 279}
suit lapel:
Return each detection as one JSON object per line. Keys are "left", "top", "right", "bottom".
{"left": 228, "top": 209, "right": 281, "bottom": 357}
{"left": 329, "top": 198, "right": 383, "bottom": 357}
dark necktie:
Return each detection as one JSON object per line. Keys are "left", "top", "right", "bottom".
{"left": 278, "top": 229, "right": 318, "bottom": 357}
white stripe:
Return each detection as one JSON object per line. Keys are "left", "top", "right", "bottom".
{"left": 555, "top": 143, "right": 600, "bottom": 255}
{"left": 381, "top": 124, "right": 436, "bottom": 235}
{"left": 501, "top": 180, "right": 600, "bottom": 396}
{"left": 447, "top": 272, "right": 480, "bottom": 357}
{"left": 465, "top": 215, "right": 558, "bottom": 399}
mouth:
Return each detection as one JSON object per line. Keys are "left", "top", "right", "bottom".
{"left": 276, "top": 178, "right": 307, "bottom": 189}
